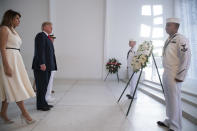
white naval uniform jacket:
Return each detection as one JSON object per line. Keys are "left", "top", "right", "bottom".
{"left": 127, "top": 48, "right": 139, "bottom": 96}
{"left": 127, "top": 48, "right": 135, "bottom": 69}
{"left": 162, "top": 33, "right": 191, "bottom": 81}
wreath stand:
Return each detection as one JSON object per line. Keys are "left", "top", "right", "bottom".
{"left": 104, "top": 71, "right": 120, "bottom": 83}
{"left": 117, "top": 53, "right": 164, "bottom": 116}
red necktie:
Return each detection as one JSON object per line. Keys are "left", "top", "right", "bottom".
{"left": 48, "top": 35, "right": 53, "bottom": 42}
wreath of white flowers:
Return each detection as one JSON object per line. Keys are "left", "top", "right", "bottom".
{"left": 131, "top": 41, "right": 153, "bottom": 73}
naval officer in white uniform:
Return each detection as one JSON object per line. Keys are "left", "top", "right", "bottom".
{"left": 157, "top": 18, "right": 191, "bottom": 131}
{"left": 45, "top": 35, "right": 57, "bottom": 103}
{"left": 126, "top": 39, "right": 139, "bottom": 99}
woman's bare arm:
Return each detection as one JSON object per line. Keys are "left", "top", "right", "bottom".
{"left": 0, "top": 26, "right": 12, "bottom": 76}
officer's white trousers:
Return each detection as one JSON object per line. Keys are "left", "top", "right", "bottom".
{"left": 128, "top": 67, "right": 140, "bottom": 97}
{"left": 162, "top": 69, "right": 182, "bottom": 131}
{"left": 45, "top": 71, "right": 56, "bottom": 101}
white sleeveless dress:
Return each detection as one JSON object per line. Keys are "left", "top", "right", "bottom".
{"left": 0, "top": 27, "right": 35, "bottom": 102}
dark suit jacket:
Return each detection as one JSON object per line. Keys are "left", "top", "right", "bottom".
{"left": 32, "top": 32, "right": 57, "bottom": 71}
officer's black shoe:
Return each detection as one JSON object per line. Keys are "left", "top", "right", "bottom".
{"left": 168, "top": 129, "right": 174, "bottom": 131}
{"left": 157, "top": 121, "right": 168, "bottom": 128}
{"left": 126, "top": 94, "right": 133, "bottom": 99}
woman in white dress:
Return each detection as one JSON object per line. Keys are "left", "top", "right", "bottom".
{"left": 0, "top": 10, "right": 36, "bottom": 124}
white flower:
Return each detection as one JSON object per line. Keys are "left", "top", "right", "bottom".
{"left": 130, "top": 41, "right": 153, "bottom": 72}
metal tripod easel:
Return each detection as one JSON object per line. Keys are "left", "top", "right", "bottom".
{"left": 117, "top": 53, "right": 164, "bottom": 116}
{"left": 104, "top": 71, "right": 120, "bottom": 83}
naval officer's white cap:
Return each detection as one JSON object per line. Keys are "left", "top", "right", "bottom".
{"left": 129, "top": 39, "right": 136, "bottom": 42}
{"left": 166, "top": 18, "right": 180, "bottom": 24}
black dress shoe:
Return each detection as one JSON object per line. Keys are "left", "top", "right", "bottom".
{"left": 126, "top": 94, "right": 133, "bottom": 99}
{"left": 157, "top": 121, "right": 168, "bottom": 128}
{"left": 48, "top": 105, "right": 54, "bottom": 108}
{"left": 37, "top": 107, "right": 50, "bottom": 111}
{"left": 168, "top": 129, "right": 174, "bottom": 131}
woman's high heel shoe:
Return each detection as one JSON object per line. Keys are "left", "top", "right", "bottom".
{"left": 20, "top": 114, "right": 36, "bottom": 125}
{"left": 0, "top": 115, "right": 14, "bottom": 124}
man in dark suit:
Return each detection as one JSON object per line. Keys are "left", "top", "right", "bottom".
{"left": 32, "top": 22, "right": 57, "bottom": 111}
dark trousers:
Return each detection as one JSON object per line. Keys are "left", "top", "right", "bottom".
{"left": 33, "top": 70, "right": 51, "bottom": 108}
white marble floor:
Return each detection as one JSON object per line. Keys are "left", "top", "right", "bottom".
{"left": 0, "top": 80, "right": 197, "bottom": 131}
